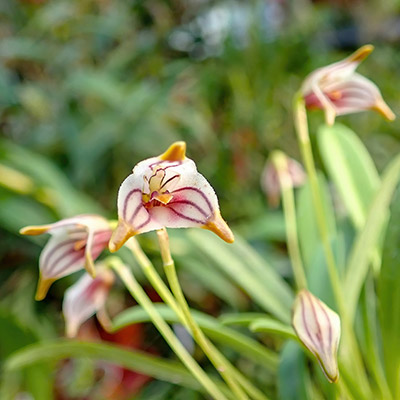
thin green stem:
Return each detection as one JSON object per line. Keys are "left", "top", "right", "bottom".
{"left": 126, "top": 237, "right": 268, "bottom": 400}
{"left": 109, "top": 257, "right": 229, "bottom": 400}
{"left": 272, "top": 151, "right": 308, "bottom": 291}
{"left": 293, "top": 95, "right": 372, "bottom": 399}
{"left": 157, "top": 229, "right": 270, "bottom": 400}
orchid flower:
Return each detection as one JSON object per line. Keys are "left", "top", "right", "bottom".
{"left": 301, "top": 44, "right": 395, "bottom": 125}
{"left": 63, "top": 265, "right": 114, "bottom": 338}
{"left": 292, "top": 290, "right": 341, "bottom": 383}
{"left": 261, "top": 153, "right": 306, "bottom": 207}
{"left": 20, "top": 214, "right": 113, "bottom": 300}
{"left": 109, "top": 141, "right": 234, "bottom": 252}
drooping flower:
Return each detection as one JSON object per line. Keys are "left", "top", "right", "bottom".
{"left": 292, "top": 290, "right": 341, "bottom": 383}
{"left": 63, "top": 265, "right": 114, "bottom": 338}
{"left": 301, "top": 44, "right": 395, "bottom": 125}
{"left": 20, "top": 214, "right": 113, "bottom": 300}
{"left": 261, "top": 152, "right": 306, "bottom": 207}
{"left": 109, "top": 141, "right": 234, "bottom": 252}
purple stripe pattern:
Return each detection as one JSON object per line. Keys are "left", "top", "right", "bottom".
{"left": 292, "top": 290, "right": 341, "bottom": 383}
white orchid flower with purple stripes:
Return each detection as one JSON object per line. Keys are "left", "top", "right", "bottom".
{"left": 109, "top": 141, "right": 234, "bottom": 252}
{"left": 63, "top": 265, "right": 114, "bottom": 337}
{"left": 292, "top": 290, "right": 341, "bottom": 383}
{"left": 20, "top": 215, "right": 112, "bottom": 300}
{"left": 301, "top": 44, "right": 395, "bottom": 125}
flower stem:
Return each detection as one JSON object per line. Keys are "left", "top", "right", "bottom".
{"left": 109, "top": 256, "right": 229, "bottom": 400}
{"left": 293, "top": 95, "right": 372, "bottom": 398}
{"left": 271, "top": 151, "right": 308, "bottom": 291}
{"left": 127, "top": 236, "right": 269, "bottom": 400}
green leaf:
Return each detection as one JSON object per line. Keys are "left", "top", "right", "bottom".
{"left": 4, "top": 340, "right": 224, "bottom": 395}
{"left": 0, "top": 139, "right": 103, "bottom": 219}
{"left": 249, "top": 318, "right": 297, "bottom": 340}
{"left": 296, "top": 172, "right": 337, "bottom": 269}
{"left": 178, "top": 258, "right": 248, "bottom": 310}
{"left": 219, "top": 313, "right": 267, "bottom": 327}
{"left": 378, "top": 187, "right": 400, "bottom": 397}
{"left": 278, "top": 342, "right": 310, "bottom": 400}
{"left": 112, "top": 304, "right": 278, "bottom": 371}
{"left": 186, "top": 230, "right": 293, "bottom": 323}
{"left": 345, "top": 154, "right": 400, "bottom": 321}
{"left": 318, "top": 124, "right": 380, "bottom": 229}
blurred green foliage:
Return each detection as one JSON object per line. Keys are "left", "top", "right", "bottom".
{"left": 1, "top": 0, "right": 400, "bottom": 398}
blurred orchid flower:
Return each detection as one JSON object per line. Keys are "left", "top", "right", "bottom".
{"left": 109, "top": 141, "right": 234, "bottom": 252}
{"left": 292, "top": 290, "right": 341, "bottom": 383}
{"left": 63, "top": 265, "right": 114, "bottom": 338}
{"left": 261, "top": 153, "right": 306, "bottom": 207}
{"left": 301, "top": 44, "right": 395, "bottom": 125}
{"left": 20, "top": 214, "right": 112, "bottom": 300}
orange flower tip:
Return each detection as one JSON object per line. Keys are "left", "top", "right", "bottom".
{"left": 159, "top": 141, "right": 187, "bottom": 162}
{"left": 84, "top": 254, "right": 97, "bottom": 278}
{"left": 35, "top": 276, "right": 56, "bottom": 301}
{"left": 203, "top": 211, "right": 234, "bottom": 243}
{"left": 374, "top": 99, "right": 396, "bottom": 121}
{"left": 108, "top": 221, "right": 136, "bottom": 252}
{"left": 19, "top": 225, "right": 50, "bottom": 236}
{"left": 349, "top": 44, "right": 374, "bottom": 63}
{"left": 66, "top": 324, "right": 78, "bottom": 338}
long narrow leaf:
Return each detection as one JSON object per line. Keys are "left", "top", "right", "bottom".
{"left": 318, "top": 124, "right": 380, "bottom": 229}
{"left": 112, "top": 304, "right": 278, "bottom": 371}
{"left": 345, "top": 154, "right": 400, "bottom": 321}
{"left": 4, "top": 340, "right": 224, "bottom": 395}
{"left": 186, "top": 230, "right": 292, "bottom": 323}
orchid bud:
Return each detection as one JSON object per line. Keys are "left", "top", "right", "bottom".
{"left": 20, "top": 214, "right": 112, "bottom": 300}
{"left": 301, "top": 44, "right": 395, "bottom": 125}
{"left": 261, "top": 153, "right": 306, "bottom": 207}
{"left": 63, "top": 265, "right": 114, "bottom": 338}
{"left": 292, "top": 290, "right": 341, "bottom": 383}
{"left": 109, "top": 141, "right": 234, "bottom": 252}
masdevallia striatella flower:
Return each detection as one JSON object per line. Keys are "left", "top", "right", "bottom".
{"left": 301, "top": 44, "right": 395, "bottom": 126}
{"left": 63, "top": 265, "right": 114, "bottom": 338}
{"left": 109, "top": 141, "right": 234, "bottom": 252}
{"left": 261, "top": 152, "right": 306, "bottom": 207}
{"left": 292, "top": 290, "right": 341, "bottom": 383}
{"left": 20, "top": 214, "right": 112, "bottom": 300}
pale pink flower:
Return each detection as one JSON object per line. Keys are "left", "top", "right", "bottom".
{"left": 292, "top": 290, "right": 341, "bottom": 383}
{"left": 301, "top": 44, "right": 395, "bottom": 125}
{"left": 20, "top": 215, "right": 112, "bottom": 300}
{"left": 109, "top": 142, "right": 234, "bottom": 252}
{"left": 261, "top": 155, "right": 306, "bottom": 207}
{"left": 63, "top": 265, "right": 114, "bottom": 338}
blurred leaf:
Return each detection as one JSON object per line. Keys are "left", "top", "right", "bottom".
{"left": 345, "top": 154, "right": 400, "bottom": 321}
{"left": 179, "top": 258, "right": 248, "bottom": 309}
{"left": 0, "top": 139, "right": 103, "bottom": 218}
{"left": 0, "top": 308, "right": 53, "bottom": 400}
{"left": 318, "top": 123, "right": 380, "bottom": 229}
{"left": 4, "top": 340, "right": 226, "bottom": 396}
{"left": 249, "top": 318, "right": 296, "bottom": 340}
{"left": 235, "top": 212, "right": 286, "bottom": 241}
{"left": 219, "top": 313, "right": 267, "bottom": 326}
{"left": 186, "top": 230, "right": 293, "bottom": 323}
{"left": 378, "top": 187, "right": 400, "bottom": 397}
{"left": 0, "top": 191, "right": 54, "bottom": 233}
{"left": 296, "top": 173, "right": 337, "bottom": 269}
{"left": 278, "top": 342, "right": 310, "bottom": 400}
{"left": 112, "top": 304, "right": 278, "bottom": 371}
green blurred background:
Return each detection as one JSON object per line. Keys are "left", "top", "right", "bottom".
{"left": 1, "top": 0, "right": 400, "bottom": 399}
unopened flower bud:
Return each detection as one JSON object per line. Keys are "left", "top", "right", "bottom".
{"left": 292, "top": 290, "right": 341, "bottom": 383}
{"left": 261, "top": 153, "right": 306, "bottom": 207}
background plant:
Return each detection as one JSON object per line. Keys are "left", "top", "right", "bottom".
{"left": 1, "top": 0, "right": 400, "bottom": 399}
